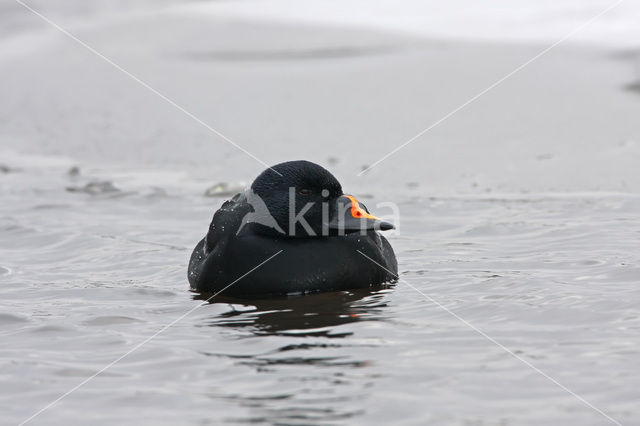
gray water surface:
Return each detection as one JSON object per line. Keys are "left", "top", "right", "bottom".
{"left": 1, "top": 159, "right": 638, "bottom": 425}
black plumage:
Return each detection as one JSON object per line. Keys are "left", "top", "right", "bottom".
{"left": 188, "top": 160, "right": 397, "bottom": 297}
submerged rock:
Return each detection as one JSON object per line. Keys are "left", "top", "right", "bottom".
{"left": 67, "top": 166, "right": 81, "bottom": 177}
{"left": 204, "top": 182, "right": 245, "bottom": 197}
{"left": 67, "top": 181, "right": 119, "bottom": 195}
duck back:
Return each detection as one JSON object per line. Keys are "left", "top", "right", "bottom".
{"left": 188, "top": 193, "right": 397, "bottom": 297}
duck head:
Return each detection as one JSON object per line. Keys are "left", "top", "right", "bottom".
{"left": 247, "top": 160, "right": 394, "bottom": 238}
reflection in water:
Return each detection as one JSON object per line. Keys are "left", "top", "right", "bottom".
{"left": 192, "top": 288, "right": 392, "bottom": 424}
{"left": 195, "top": 287, "right": 392, "bottom": 337}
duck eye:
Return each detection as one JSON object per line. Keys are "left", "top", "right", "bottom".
{"left": 298, "top": 188, "right": 312, "bottom": 196}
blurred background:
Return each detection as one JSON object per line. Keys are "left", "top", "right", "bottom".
{"left": 1, "top": 1, "right": 639, "bottom": 425}
{"left": 2, "top": 0, "right": 639, "bottom": 193}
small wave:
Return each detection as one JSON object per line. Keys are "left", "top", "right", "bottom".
{"left": 83, "top": 316, "right": 144, "bottom": 326}
{"left": 0, "top": 313, "right": 28, "bottom": 325}
{"left": 183, "top": 46, "right": 396, "bottom": 62}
